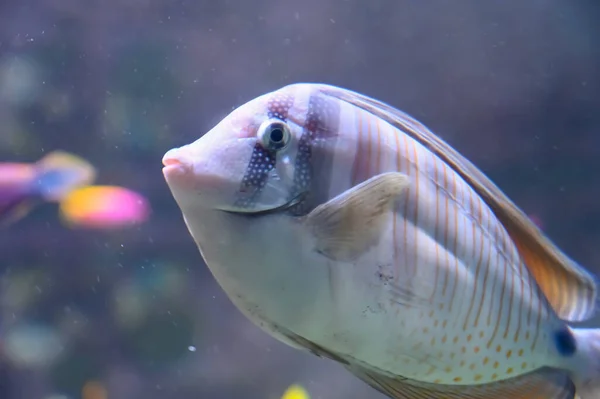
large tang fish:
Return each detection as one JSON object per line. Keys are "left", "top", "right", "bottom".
{"left": 162, "top": 83, "right": 600, "bottom": 399}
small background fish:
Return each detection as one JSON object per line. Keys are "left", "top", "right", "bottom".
{"left": 0, "top": 151, "right": 96, "bottom": 226}
{"left": 0, "top": 152, "right": 151, "bottom": 229}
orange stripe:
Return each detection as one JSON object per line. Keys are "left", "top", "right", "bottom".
{"left": 486, "top": 247, "right": 500, "bottom": 328}
{"left": 448, "top": 170, "right": 459, "bottom": 311}
{"left": 441, "top": 163, "right": 450, "bottom": 297}
{"left": 431, "top": 155, "right": 441, "bottom": 302}
{"left": 455, "top": 178, "right": 469, "bottom": 323}
{"left": 374, "top": 116, "right": 382, "bottom": 174}
{"left": 417, "top": 144, "right": 430, "bottom": 287}
{"left": 531, "top": 284, "right": 545, "bottom": 351}
{"left": 411, "top": 141, "right": 420, "bottom": 280}
{"left": 487, "top": 228, "right": 507, "bottom": 348}
{"left": 474, "top": 206, "right": 492, "bottom": 328}
{"left": 501, "top": 226, "right": 518, "bottom": 341}
{"left": 393, "top": 123, "right": 401, "bottom": 282}
{"left": 350, "top": 108, "right": 363, "bottom": 185}
{"left": 503, "top": 253, "right": 516, "bottom": 339}
{"left": 513, "top": 249, "right": 525, "bottom": 342}
{"left": 526, "top": 253, "right": 535, "bottom": 326}
{"left": 463, "top": 188, "right": 482, "bottom": 330}
{"left": 402, "top": 133, "right": 411, "bottom": 282}
{"left": 503, "top": 226, "right": 525, "bottom": 343}
{"left": 365, "top": 113, "right": 372, "bottom": 179}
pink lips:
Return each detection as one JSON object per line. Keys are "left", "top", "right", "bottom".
{"left": 162, "top": 149, "right": 191, "bottom": 179}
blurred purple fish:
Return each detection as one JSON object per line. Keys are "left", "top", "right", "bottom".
{"left": 0, "top": 151, "right": 96, "bottom": 226}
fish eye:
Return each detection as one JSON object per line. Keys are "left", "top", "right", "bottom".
{"left": 257, "top": 119, "right": 291, "bottom": 151}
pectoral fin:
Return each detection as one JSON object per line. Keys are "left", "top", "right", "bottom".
{"left": 303, "top": 172, "right": 410, "bottom": 262}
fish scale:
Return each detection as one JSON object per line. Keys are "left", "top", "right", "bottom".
{"left": 333, "top": 98, "right": 556, "bottom": 384}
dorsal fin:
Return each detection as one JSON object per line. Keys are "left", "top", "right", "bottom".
{"left": 319, "top": 84, "right": 597, "bottom": 322}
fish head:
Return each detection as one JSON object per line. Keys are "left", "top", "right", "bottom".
{"left": 162, "top": 84, "right": 352, "bottom": 341}
{"left": 162, "top": 83, "right": 348, "bottom": 217}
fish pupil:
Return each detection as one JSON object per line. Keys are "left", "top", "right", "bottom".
{"left": 554, "top": 328, "right": 577, "bottom": 357}
{"left": 269, "top": 127, "right": 284, "bottom": 143}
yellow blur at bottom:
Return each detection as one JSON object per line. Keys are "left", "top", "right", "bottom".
{"left": 82, "top": 380, "right": 108, "bottom": 399}
{"left": 80, "top": 380, "right": 311, "bottom": 399}
{"left": 281, "top": 384, "right": 311, "bottom": 399}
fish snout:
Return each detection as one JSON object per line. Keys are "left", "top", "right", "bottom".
{"left": 161, "top": 143, "right": 243, "bottom": 210}
{"left": 162, "top": 147, "right": 195, "bottom": 186}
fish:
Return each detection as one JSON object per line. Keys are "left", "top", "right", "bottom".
{"left": 162, "top": 83, "right": 600, "bottom": 399}
{"left": 0, "top": 151, "right": 96, "bottom": 226}
{"left": 58, "top": 185, "right": 150, "bottom": 229}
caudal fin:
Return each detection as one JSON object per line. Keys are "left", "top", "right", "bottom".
{"left": 571, "top": 328, "right": 600, "bottom": 399}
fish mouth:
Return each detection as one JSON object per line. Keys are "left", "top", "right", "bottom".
{"left": 220, "top": 191, "right": 307, "bottom": 217}
{"left": 162, "top": 153, "right": 193, "bottom": 181}
{"left": 162, "top": 164, "right": 185, "bottom": 175}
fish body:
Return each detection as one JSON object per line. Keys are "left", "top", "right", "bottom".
{"left": 0, "top": 151, "right": 96, "bottom": 226}
{"left": 162, "top": 83, "right": 600, "bottom": 399}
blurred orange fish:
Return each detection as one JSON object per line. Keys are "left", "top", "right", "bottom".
{"left": 0, "top": 151, "right": 96, "bottom": 226}
{"left": 59, "top": 185, "right": 150, "bottom": 229}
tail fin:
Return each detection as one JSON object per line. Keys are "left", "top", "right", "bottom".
{"left": 571, "top": 328, "right": 600, "bottom": 399}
